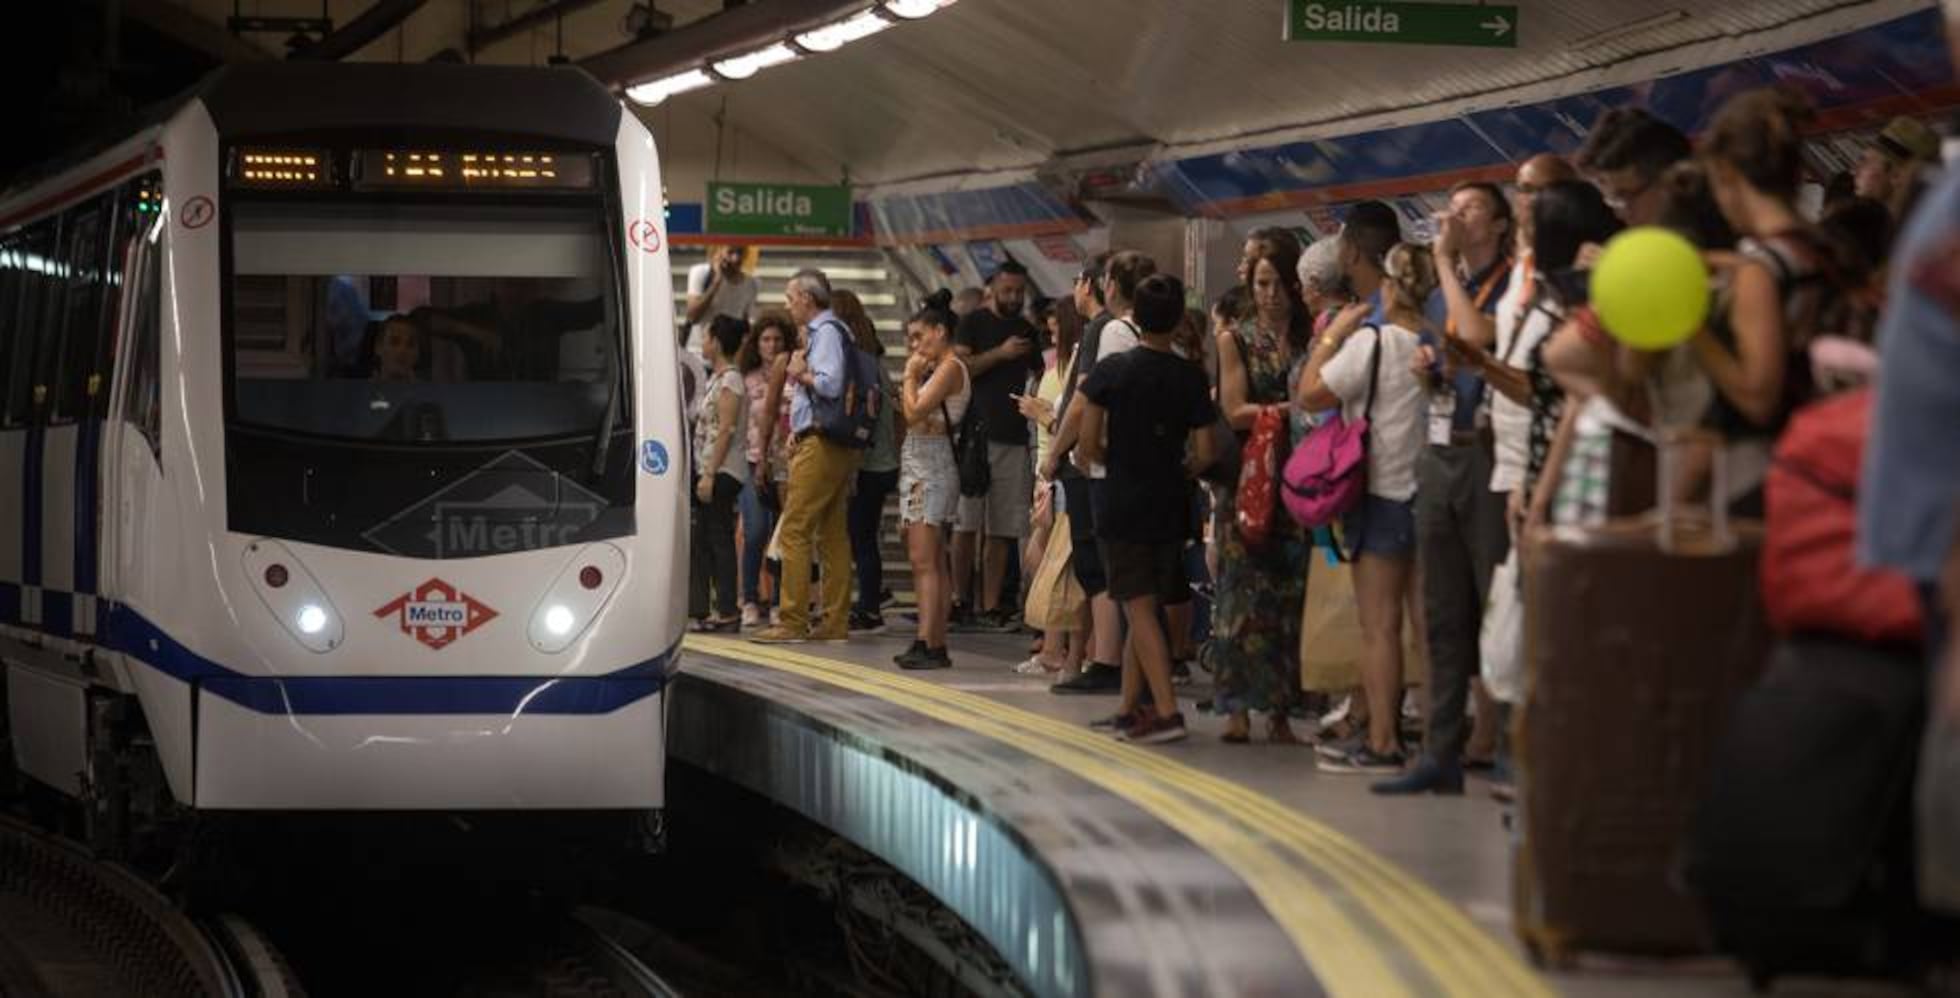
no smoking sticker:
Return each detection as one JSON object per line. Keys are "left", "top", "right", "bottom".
{"left": 627, "top": 219, "right": 662, "bottom": 253}
{"left": 181, "top": 195, "right": 215, "bottom": 230}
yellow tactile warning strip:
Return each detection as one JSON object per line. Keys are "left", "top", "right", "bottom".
{"left": 688, "top": 636, "right": 1552, "bottom": 998}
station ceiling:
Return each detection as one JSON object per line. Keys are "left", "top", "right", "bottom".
{"left": 65, "top": 0, "right": 1953, "bottom": 189}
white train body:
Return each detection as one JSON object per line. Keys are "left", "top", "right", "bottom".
{"left": 0, "top": 63, "right": 686, "bottom": 814}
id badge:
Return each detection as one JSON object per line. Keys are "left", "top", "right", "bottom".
{"left": 1427, "top": 391, "right": 1455, "bottom": 447}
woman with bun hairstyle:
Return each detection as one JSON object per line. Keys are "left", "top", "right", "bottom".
{"left": 894, "top": 291, "right": 972, "bottom": 670}
{"left": 1696, "top": 87, "right": 1840, "bottom": 513}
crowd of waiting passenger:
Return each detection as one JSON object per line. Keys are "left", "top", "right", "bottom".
{"left": 672, "top": 87, "right": 1957, "bottom": 829}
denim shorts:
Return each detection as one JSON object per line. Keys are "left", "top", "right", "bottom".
{"left": 900, "top": 435, "right": 958, "bottom": 527}
{"left": 1343, "top": 494, "right": 1417, "bottom": 559}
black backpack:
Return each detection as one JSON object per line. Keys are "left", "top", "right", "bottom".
{"left": 808, "top": 318, "right": 884, "bottom": 449}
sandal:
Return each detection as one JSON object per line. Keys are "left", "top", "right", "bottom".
{"left": 1267, "top": 715, "right": 1301, "bottom": 745}
{"left": 1221, "top": 712, "right": 1251, "bottom": 745}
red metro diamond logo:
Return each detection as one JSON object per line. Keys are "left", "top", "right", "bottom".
{"left": 373, "top": 578, "right": 498, "bottom": 650}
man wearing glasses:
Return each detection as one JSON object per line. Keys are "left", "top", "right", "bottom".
{"left": 1574, "top": 107, "right": 1693, "bottom": 226}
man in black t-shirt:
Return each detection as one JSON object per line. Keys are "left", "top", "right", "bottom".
{"left": 1076, "top": 274, "right": 1214, "bottom": 745}
{"left": 951, "top": 261, "right": 1044, "bottom": 628}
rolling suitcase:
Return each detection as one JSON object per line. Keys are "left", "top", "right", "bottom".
{"left": 1513, "top": 508, "right": 1771, "bottom": 965}
{"left": 1682, "top": 635, "right": 1950, "bottom": 990}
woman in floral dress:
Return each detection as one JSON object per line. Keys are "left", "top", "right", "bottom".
{"left": 1208, "top": 243, "right": 1313, "bottom": 743}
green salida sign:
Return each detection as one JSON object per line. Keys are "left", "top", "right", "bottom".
{"left": 1286, "top": 1, "right": 1518, "bottom": 48}
{"left": 706, "top": 181, "right": 852, "bottom": 238}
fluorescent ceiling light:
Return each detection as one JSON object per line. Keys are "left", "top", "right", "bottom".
{"left": 881, "top": 0, "right": 953, "bottom": 19}
{"left": 794, "top": 9, "right": 891, "bottom": 52}
{"left": 626, "top": 68, "right": 716, "bottom": 105}
{"left": 712, "top": 42, "right": 801, "bottom": 80}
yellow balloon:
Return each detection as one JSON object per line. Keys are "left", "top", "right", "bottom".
{"left": 1589, "top": 227, "right": 1711, "bottom": 351}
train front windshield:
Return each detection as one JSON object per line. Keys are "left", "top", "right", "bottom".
{"left": 222, "top": 194, "right": 637, "bottom": 559}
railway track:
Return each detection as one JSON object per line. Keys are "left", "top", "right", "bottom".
{"left": 0, "top": 814, "right": 298, "bottom": 997}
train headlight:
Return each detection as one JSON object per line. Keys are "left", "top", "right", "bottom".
{"left": 242, "top": 540, "right": 343, "bottom": 653}
{"left": 527, "top": 544, "right": 626, "bottom": 654}
{"left": 543, "top": 605, "right": 575, "bottom": 637}
{"left": 297, "top": 604, "right": 329, "bottom": 635}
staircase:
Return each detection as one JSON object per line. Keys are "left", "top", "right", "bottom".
{"left": 670, "top": 247, "right": 919, "bottom": 610}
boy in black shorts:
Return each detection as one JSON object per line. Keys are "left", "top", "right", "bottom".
{"left": 1076, "top": 274, "right": 1216, "bottom": 744}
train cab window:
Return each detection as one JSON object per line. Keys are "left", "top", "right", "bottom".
{"left": 123, "top": 234, "right": 162, "bottom": 457}
{"left": 0, "top": 244, "right": 21, "bottom": 414}
{"left": 226, "top": 201, "right": 622, "bottom": 443}
{"left": 53, "top": 198, "right": 110, "bottom": 423}
{"left": 5, "top": 222, "right": 59, "bottom": 428}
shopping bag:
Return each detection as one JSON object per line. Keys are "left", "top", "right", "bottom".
{"left": 1479, "top": 549, "right": 1524, "bottom": 704}
{"left": 1300, "top": 545, "right": 1364, "bottom": 692}
{"left": 1024, "top": 512, "right": 1085, "bottom": 631}
{"left": 1236, "top": 405, "right": 1287, "bottom": 551}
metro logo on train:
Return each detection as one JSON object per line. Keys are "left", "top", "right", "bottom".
{"left": 374, "top": 579, "right": 499, "bottom": 650}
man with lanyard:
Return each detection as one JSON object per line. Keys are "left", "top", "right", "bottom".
{"left": 751, "top": 269, "right": 857, "bottom": 644}
{"left": 1374, "top": 182, "right": 1514, "bottom": 796}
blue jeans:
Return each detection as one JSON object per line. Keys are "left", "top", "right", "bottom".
{"left": 850, "top": 468, "right": 899, "bottom": 615}
{"left": 739, "top": 468, "right": 777, "bottom": 607}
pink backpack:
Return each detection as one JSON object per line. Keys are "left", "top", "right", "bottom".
{"left": 1281, "top": 329, "right": 1378, "bottom": 529}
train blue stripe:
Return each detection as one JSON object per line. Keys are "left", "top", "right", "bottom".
{"left": 3, "top": 585, "right": 679, "bottom": 716}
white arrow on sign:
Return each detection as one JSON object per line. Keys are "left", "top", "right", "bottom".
{"left": 1482, "top": 14, "right": 1511, "bottom": 37}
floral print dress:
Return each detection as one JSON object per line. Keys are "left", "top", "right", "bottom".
{"left": 1207, "top": 319, "right": 1310, "bottom": 717}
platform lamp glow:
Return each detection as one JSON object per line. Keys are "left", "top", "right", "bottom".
{"left": 1590, "top": 227, "right": 1711, "bottom": 350}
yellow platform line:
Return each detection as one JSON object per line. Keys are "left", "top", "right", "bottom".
{"left": 688, "top": 636, "right": 1551, "bottom": 998}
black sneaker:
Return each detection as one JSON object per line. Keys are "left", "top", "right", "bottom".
{"left": 973, "top": 607, "right": 1018, "bottom": 633}
{"left": 892, "top": 640, "right": 929, "bottom": 668}
{"left": 1171, "top": 660, "right": 1192, "bottom": 686}
{"left": 849, "top": 611, "right": 886, "bottom": 635}
{"left": 1121, "top": 711, "right": 1189, "bottom": 745}
{"left": 880, "top": 588, "right": 897, "bottom": 609}
{"left": 1051, "top": 663, "right": 1121, "bottom": 695}
{"left": 1370, "top": 757, "right": 1465, "bottom": 796}
{"left": 1319, "top": 745, "right": 1407, "bottom": 775}
{"left": 900, "top": 645, "right": 951, "bottom": 671}
{"left": 948, "top": 601, "right": 980, "bottom": 632}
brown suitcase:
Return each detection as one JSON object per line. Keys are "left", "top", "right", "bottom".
{"left": 1513, "top": 515, "right": 1772, "bottom": 967}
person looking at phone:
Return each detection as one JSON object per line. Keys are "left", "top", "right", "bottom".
{"left": 683, "top": 244, "right": 758, "bottom": 354}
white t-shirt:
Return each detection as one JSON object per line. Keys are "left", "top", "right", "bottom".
{"left": 1321, "top": 323, "right": 1426, "bottom": 502}
{"left": 685, "top": 263, "right": 759, "bottom": 351}
{"left": 1490, "top": 294, "right": 1560, "bottom": 494}
{"left": 693, "top": 368, "right": 750, "bottom": 483}
{"left": 1082, "top": 316, "right": 1140, "bottom": 480}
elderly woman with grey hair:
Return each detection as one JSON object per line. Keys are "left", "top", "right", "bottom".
{"left": 1296, "top": 236, "right": 1352, "bottom": 336}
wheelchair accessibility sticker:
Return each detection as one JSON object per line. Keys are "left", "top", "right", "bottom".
{"left": 639, "top": 439, "right": 670, "bottom": 476}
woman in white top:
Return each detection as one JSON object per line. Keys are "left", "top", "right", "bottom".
{"left": 689, "top": 316, "right": 750, "bottom": 631}
{"left": 895, "top": 292, "right": 972, "bottom": 669}
{"left": 1296, "top": 241, "right": 1437, "bottom": 771}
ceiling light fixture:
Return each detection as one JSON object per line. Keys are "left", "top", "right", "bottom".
{"left": 880, "top": 0, "right": 952, "bottom": 19}
{"left": 712, "top": 42, "right": 801, "bottom": 80}
{"left": 793, "top": 9, "right": 892, "bottom": 52}
{"left": 620, "top": 0, "right": 956, "bottom": 106}
{"left": 625, "top": 68, "right": 715, "bottom": 106}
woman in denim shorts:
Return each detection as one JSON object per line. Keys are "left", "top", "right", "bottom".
{"left": 894, "top": 291, "right": 972, "bottom": 670}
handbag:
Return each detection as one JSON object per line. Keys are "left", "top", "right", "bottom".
{"left": 1479, "top": 549, "right": 1524, "bottom": 704}
{"left": 1199, "top": 326, "right": 1248, "bottom": 486}
{"left": 1023, "top": 511, "right": 1086, "bottom": 631}
{"left": 1234, "top": 405, "right": 1286, "bottom": 551}
{"left": 1281, "top": 327, "right": 1379, "bottom": 530}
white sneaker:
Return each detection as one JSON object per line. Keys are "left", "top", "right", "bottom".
{"left": 740, "top": 604, "right": 762, "bottom": 629}
{"left": 1012, "top": 656, "right": 1053, "bottom": 676}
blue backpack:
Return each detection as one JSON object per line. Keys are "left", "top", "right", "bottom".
{"left": 809, "top": 319, "right": 884, "bottom": 449}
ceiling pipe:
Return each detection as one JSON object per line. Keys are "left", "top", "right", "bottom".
{"left": 468, "top": 0, "right": 609, "bottom": 55}
{"left": 579, "top": 0, "right": 866, "bottom": 89}
{"left": 292, "top": 0, "right": 428, "bottom": 61}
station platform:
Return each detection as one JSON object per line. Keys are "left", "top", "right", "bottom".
{"left": 672, "top": 630, "right": 1910, "bottom": 998}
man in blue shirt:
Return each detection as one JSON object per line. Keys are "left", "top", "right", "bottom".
{"left": 752, "top": 268, "right": 859, "bottom": 643}
{"left": 1376, "top": 184, "right": 1513, "bottom": 796}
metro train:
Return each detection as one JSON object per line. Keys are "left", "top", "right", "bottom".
{"left": 0, "top": 62, "right": 687, "bottom": 851}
